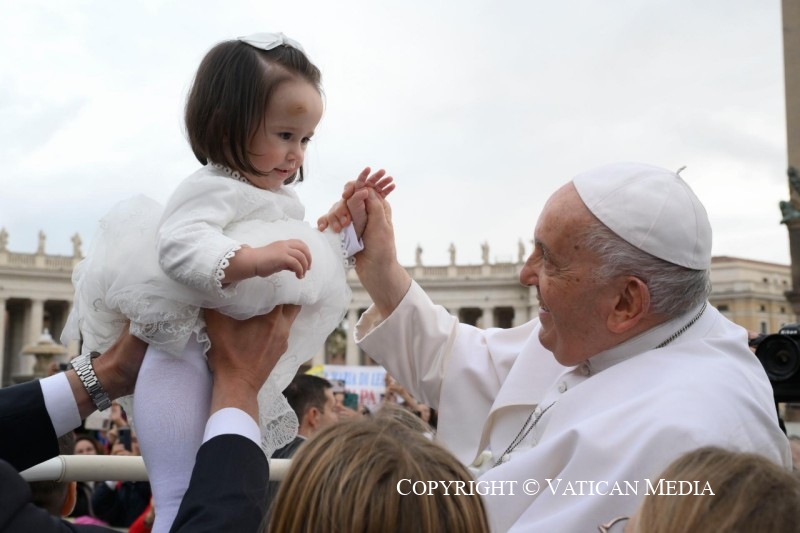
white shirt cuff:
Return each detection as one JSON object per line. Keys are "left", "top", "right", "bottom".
{"left": 203, "top": 408, "right": 261, "bottom": 446}
{"left": 41, "top": 372, "right": 82, "bottom": 437}
{"left": 342, "top": 224, "right": 364, "bottom": 257}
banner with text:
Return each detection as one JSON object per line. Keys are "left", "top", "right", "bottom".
{"left": 322, "top": 364, "right": 386, "bottom": 409}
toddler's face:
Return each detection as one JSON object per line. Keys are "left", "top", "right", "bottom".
{"left": 246, "top": 78, "right": 323, "bottom": 191}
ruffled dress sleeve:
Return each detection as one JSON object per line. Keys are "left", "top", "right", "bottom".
{"left": 157, "top": 169, "right": 245, "bottom": 298}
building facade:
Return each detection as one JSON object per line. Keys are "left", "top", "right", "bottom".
{"left": 709, "top": 256, "right": 797, "bottom": 334}
{"left": 0, "top": 237, "right": 79, "bottom": 386}
{"left": 1, "top": 235, "right": 797, "bottom": 385}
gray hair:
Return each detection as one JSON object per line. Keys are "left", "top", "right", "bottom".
{"left": 581, "top": 218, "right": 711, "bottom": 318}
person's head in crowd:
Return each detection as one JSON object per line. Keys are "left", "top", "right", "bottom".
{"left": 374, "top": 402, "right": 432, "bottom": 436}
{"left": 109, "top": 427, "right": 141, "bottom": 456}
{"left": 622, "top": 446, "right": 800, "bottom": 533}
{"left": 520, "top": 163, "right": 712, "bottom": 366}
{"left": 74, "top": 434, "right": 104, "bottom": 456}
{"left": 28, "top": 433, "right": 77, "bottom": 517}
{"left": 283, "top": 374, "right": 338, "bottom": 438}
{"left": 270, "top": 418, "right": 489, "bottom": 532}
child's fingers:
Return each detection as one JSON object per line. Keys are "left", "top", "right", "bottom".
{"left": 379, "top": 183, "right": 396, "bottom": 197}
{"left": 373, "top": 175, "right": 395, "bottom": 197}
{"left": 286, "top": 257, "right": 305, "bottom": 279}
{"left": 365, "top": 169, "right": 386, "bottom": 187}
{"left": 318, "top": 210, "right": 341, "bottom": 231}
{"left": 357, "top": 167, "right": 371, "bottom": 183}
{"left": 286, "top": 240, "right": 312, "bottom": 271}
{"left": 318, "top": 199, "right": 349, "bottom": 231}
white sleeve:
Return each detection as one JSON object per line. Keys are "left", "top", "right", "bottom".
{"left": 202, "top": 408, "right": 261, "bottom": 446}
{"left": 40, "top": 373, "right": 81, "bottom": 437}
{"left": 355, "top": 281, "right": 541, "bottom": 466}
{"left": 341, "top": 224, "right": 364, "bottom": 257}
{"left": 157, "top": 174, "right": 244, "bottom": 297}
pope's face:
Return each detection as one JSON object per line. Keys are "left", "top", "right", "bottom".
{"left": 519, "top": 183, "right": 617, "bottom": 366}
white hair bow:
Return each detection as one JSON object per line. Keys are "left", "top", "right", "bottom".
{"left": 237, "top": 32, "right": 305, "bottom": 53}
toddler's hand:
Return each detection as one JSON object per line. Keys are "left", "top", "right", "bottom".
{"left": 255, "top": 239, "right": 312, "bottom": 279}
{"left": 351, "top": 167, "right": 395, "bottom": 199}
{"left": 317, "top": 167, "right": 395, "bottom": 233}
{"left": 348, "top": 167, "right": 394, "bottom": 238}
{"left": 318, "top": 198, "right": 353, "bottom": 234}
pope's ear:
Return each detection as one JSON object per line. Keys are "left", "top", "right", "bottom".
{"left": 607, "top": 276, "right": 650, "bottom": 334}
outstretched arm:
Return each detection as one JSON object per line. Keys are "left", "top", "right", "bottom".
{"left": 354, "top": 190, "right": 412, "bottom": 317}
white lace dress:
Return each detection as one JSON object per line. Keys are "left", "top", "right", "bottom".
{"left": 62, "top": 163, "right": 352, "bottom": 454}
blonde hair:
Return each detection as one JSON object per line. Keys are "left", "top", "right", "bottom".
{"left": 634, "top": 446, "right": 800, "bottom": 533}
{"left": 268, "top": 418, "right": 488, "bottom": 532}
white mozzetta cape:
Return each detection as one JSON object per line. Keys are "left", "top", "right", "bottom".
{"left": 356, "top": 282, "right": 790, "bottom": 532}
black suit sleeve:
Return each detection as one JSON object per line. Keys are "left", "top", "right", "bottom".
{"left": 0, "top": 380, "right": 59, "bottom": 471}
{"left": 0, "top": 458, "right": 91, "bottom": 533}
{"left": 0, "top": 382, "right": 113, "bottom": 532}
{"left": 170, "top": 434, "right": 270, "bottom": 533}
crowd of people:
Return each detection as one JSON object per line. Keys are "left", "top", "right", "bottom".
{"left": 4, "top": 29, "right": 800, "bottom": 533}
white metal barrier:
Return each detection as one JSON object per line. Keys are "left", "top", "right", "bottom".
{"left": 20, "top": 455, "right": 291, "bottom": 482}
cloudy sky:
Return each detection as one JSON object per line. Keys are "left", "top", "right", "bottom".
{"left": 0, "top": 0, "right": 792, "bottom": 267}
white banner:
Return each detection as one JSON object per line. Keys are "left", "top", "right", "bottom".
{"left": 322, "top": 364, "right": 386, "bottom": 408}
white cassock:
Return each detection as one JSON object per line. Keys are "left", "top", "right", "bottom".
{"left": 355, "top": 282, "right": 791, "bottom": 532}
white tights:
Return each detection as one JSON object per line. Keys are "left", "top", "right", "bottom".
{"left": 133, "top": 337, "right": 211, "bottom": 533}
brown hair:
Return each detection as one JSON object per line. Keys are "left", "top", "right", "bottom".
{"left": 184, "top": 39, "right": 322, "bottom": 184}
{"left": 74, "top": 434, "right": 105, "bottom": 455}
{"left": 633, "top": 446, "right": 800, "bottom": 533}
{"left": 29, "top": 433, "right": 76, "bottom": 516}
{"left": 268, "top": 418, "right": 489, "bottom": 532}
{"left": 283, "top": 374, "right": 332, "bottom": 424}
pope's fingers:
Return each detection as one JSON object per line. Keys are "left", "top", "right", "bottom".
{"left": 357, "top": 167, "right": 371, "bottom": 183}
{"left": 367, "top": 189, "right": 392, "bottom": 221}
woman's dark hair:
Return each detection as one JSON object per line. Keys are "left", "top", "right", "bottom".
{"left": 185, "top": 40, "right": 322, "bottom": 184}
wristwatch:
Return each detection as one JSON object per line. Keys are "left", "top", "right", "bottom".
{"left": 71, "top": 351, "right": 112, "bottom": 412}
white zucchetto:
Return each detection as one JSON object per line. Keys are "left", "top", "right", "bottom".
{"left": 572, "top": 162, "right": 712, "bottom": 270}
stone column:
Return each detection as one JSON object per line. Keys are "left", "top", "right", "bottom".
{"left": 26, "top": 299, "right": 45, "bottom": 347}
{"left": 782, "top": 0, "right": 800, "bottom": 314}
{"left": 64, "top": 301, "right": 80, "bottom": 356}
{"left": 0, "top": 298, "right": 6, "bottom": 385}
{"left": 482, "top": 307, "right": 495, "bottom": 329}
{"left": 345, "top": 308, "right": 359, "bottom": 366}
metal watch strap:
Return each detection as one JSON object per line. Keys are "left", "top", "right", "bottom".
{"left": 71, "top": 351, "right": 112, "bottom": 412}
